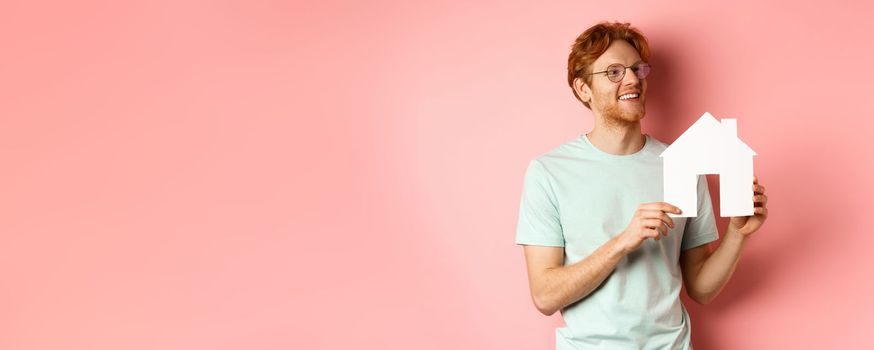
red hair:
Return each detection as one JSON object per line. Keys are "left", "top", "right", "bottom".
{"left": 567, "top": 22, "right": 651, "bottom": 109}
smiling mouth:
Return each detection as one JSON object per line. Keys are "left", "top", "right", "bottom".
{"left": 618, "top": 93, "right": 640, "bottom": 101}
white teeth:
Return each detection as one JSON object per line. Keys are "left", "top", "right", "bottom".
{"left": 619, "top": 93, "right": 640, "bottom": 101}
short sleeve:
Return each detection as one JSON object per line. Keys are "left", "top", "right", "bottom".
{"left": 681, "top": 175, "right": 719, "bottom": 250}
{"left": 515, "top": 159, "right": 565, "bottom": 247}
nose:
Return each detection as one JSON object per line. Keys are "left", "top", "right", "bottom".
{"left": 621, "top": 67, "right": 640, "bottom": 85}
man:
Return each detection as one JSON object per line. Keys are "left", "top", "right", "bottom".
{"left": 515, "top": 22, "right": 769, "bottom": 349}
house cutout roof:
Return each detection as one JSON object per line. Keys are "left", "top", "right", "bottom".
{"left": 660, "top": 112, "right": 756, "bottom": 158}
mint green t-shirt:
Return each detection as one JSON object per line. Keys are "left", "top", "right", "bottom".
{"left": 515, "top": 134, "right": 718, "bottom": 350}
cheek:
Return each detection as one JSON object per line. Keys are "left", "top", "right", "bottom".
{"left": 595, "top": 84, "right": 616, "bottom": 100}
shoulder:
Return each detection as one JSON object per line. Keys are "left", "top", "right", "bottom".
{"left": 528, "top": 136, "right": 586, "bottom": 171}
{"left": 646, "top": 134, "right": 671, "bottom": 155}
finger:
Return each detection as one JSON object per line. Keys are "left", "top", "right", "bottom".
{"left": 752, "top": 184, "right": 765, "bottom": 194}
{"left": 640, "top": 210, "right": 675, "bottom": 228}
{"left": 658, "top": 223, "right": 668, "bottom": 236}
{"left": 656, "top": 221, "right": 670, "bottom": 236}
{"left": 642, "top": 202, "right": 682, "bottom": 214}
{"left": 642, "top": 219, "right": 668, "bottom": 236}
{"left": 752, "top": 194, "right": 768, "bottom": 205}
{"left": 642, "top": 218, "right": 663, "bottom": 229}
{"left": 647, "top": 228, "right": 663, "bottom": 240}
{"left": 659, "top": 211, "right": 675, "bottom": 229}
{"left": 753, "top": 175, "right": 758, "bottom": 184}
{"left": 754, "top": 207, "right": 768, "bottom": 216}
{"left": 640, "top": 228, "right": 659, "bottom": 240}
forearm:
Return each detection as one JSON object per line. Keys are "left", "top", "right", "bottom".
{"left": 533, "top": 235, "right": 627, "bottom": 315}
{"left": 688, "top": 229, "right": 749, "bottom": 303}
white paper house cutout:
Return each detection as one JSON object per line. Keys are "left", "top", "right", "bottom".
{"left": 660, "top": 112, "right": 756, "bottom": 218}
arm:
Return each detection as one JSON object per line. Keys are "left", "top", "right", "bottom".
{"left": 680, "top": 178, "right": 769, "bottom": 304}
{"left": 522, "top": 237, "right": 626, "bottom": 316}
{"left": 680, "top": 233, "right": 747, "bottom": 304}
{"left": 522, "top": 202, "right": 681, "bottom": 316}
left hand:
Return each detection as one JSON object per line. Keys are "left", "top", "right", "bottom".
{"left": 729, "top": 176, "right": 768, "bottom": 237}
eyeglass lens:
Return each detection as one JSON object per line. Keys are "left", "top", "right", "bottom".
{"left": 606, "top": 63, "right": 650, "bottom": 82}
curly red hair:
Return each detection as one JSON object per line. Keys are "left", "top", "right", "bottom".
{"left": 567, "top": 22, "right": 651, "bottom": 109}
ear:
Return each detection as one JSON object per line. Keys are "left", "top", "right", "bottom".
{"left": 574, "top": 78, "right": 591, "bottom": 103}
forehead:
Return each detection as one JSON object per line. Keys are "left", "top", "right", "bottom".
{"left": 593, "top": 40, "right": 642, "bottom": 70}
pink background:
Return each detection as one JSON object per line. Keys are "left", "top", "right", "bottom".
{"left": 2, "top": 0, "right": 873, "bottom": 349}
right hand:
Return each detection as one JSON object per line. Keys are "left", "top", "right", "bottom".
{"left": 616, "top": 202, "right": 681, "bottom": 254}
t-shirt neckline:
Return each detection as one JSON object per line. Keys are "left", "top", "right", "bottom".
{"left": 580, "top": 133, "right": 651, "bottom": 160}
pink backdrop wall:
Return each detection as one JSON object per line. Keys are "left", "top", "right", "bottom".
{"left": 2, "top": 0, "right": 873, "bottom": 349}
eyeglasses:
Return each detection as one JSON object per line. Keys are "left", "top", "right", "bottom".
{"left": 586, "top": 62, "right": 652, "bottom": 83}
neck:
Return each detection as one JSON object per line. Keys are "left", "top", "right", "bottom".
{"left": 586, "top": 119, "right": 645, "bottom": 155}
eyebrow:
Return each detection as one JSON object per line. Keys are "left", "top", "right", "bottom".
{"left": 600, "top": 59, "right": 644, "bottom": 70}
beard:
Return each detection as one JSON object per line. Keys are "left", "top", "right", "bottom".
{"left": 599, "top": 98, "right": 645, "bottom": 128}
